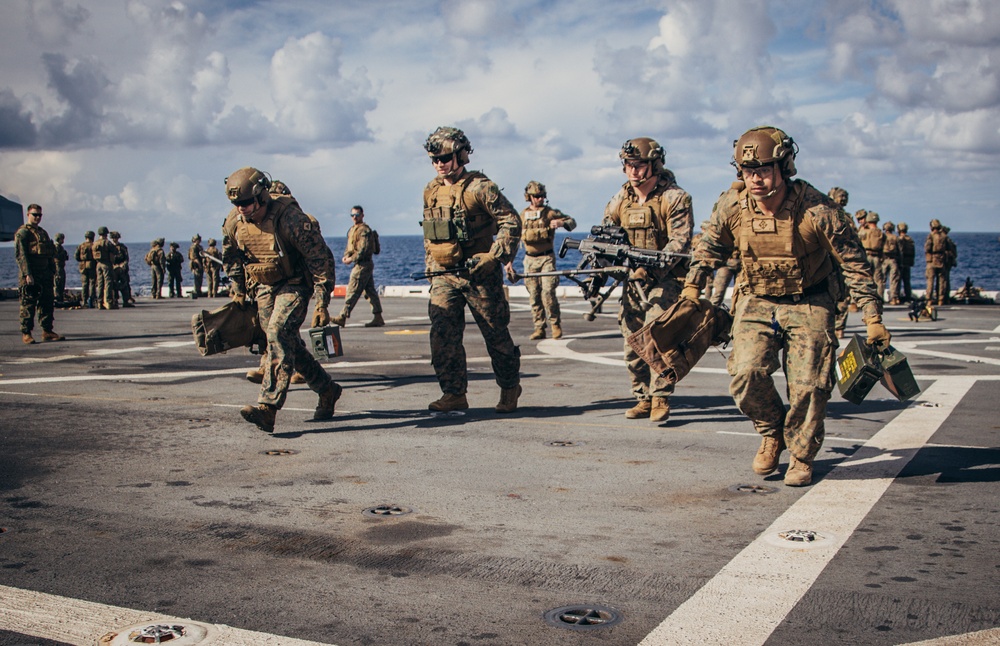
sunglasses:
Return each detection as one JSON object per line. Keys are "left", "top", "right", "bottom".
{"left": 231, "top": 197, "right": 255, "bottom": 208}
{"left": 431, "top": 153, "right": 454, "bottom": 165}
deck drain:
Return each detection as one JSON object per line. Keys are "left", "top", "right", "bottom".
{"left": 546, "top": 440, "right": 584, "bottom": 447}
{"left": 100, "top": 620, "right": 217, "bottom": 645}
{"left": 364, "top": 504, "right": 414, "bottom": 517}
{"left": 765, "top": 528, "right": 836, "bottom": 550}
{"left": 728, "top": 483, "right": 778, "bottom": 494}
{"left": 543, "top": 604, "right": 622, "bottom": 630}
{"left": 261, "top": 449, "right": 299, "bottom": 456}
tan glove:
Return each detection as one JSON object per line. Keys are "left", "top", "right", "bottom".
{"left": 469, "top": 253, "right": 498, "bottom": 279}
{"left": 681, "top": 284, "right": 701, "bottom": 302}
{"left": 504, "top": 263, "right": 519, "bottom": 283}
{"left": 865, "top": 320, "right": 891, "bottom": 349}
{"left": 629, "top": 267, "right": 648, "bottom": 283}
{"left": 312, "top": 305, "right": 331, "bottom": 328}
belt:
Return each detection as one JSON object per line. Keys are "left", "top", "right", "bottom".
{"left": 524, "top": 250, "right": 554, "bottom": 257}
{"left": 759, "top": 277, "right": 829, "bottom": 304}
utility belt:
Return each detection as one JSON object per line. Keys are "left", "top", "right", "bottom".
{"left": 525, "top": 250, "right": 553, "bottom": 257}
{"left": 757, "top": 277, "right": 829, "bottom": 304}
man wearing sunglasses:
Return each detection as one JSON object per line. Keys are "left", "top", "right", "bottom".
{"left": 222, "top": 167, "right": 342, "bottom": 434}
{"left": 421, "top": 126, "right": 522, "bottom": 414}
{"left": 331, "top": 205, "right": 384, "bottom": 328}
{"left": 681, "top": 126, "right": 889, "bottom": 487}
{"left": 15, "top": 204, "right": 64, "bottom": 344}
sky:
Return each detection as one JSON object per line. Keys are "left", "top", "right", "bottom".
{"left": 1, "top": 0, "right": 999, "bottom": 245}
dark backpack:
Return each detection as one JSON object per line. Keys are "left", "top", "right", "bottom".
{"left": 371, "top": 229, "right": 381, "bottom": 255}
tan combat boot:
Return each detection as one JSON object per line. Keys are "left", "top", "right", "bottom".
{"left": 330, "top": 314, "right": 347, "bottom": 327}
{"left": 495, "top": 385, "right": 522, "bottom": 413}
{"left": 42, "top": 331, "right": 64, "bottom": 342}
{"left": 22, "top": 333, "right": 36, "bottom": 345}
{"left": 245, "top": 368, "right": 264, "bottom": 384}
{"left": 240, "top": 403, "right": 277, "bottom": 433}
{"left": 428, "top": 393, "right": 468, "bottom": 412}
{"left": 314, "top": 383, "right": 343, "bottom": 420}
{"left": 784, "top": 455, "right": 813, "bottom": 486}
{"left": 551, "top": 323, "right": 563, "bottom": 339}
{"left": 752, "top": 434, "right": 786, "bottom": 475}
{"left": 529, "top": 327, "right": 545, "bottom": 340}
{"left": 625, "top": 400, "right": 652, "bottom": 419}
{"left": 365, "top": 313, "right": 385, "bottom": 327}
{"left": 650, "top": 396, "right": 670, "bottom": 423}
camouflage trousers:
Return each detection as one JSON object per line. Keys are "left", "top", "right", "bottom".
{"left": 341, "top": 261, "right": 382, "bottom": 317}
{"left": 256, "top": 282, "right": 335, "bottom": 409}
{"left": 866, "top": 253, "right": 885, "bottom": 300}
{"left": 167, "top": 270, "right": 182, "bottom": 297}
{"left": 428, "top": 268, "right": 520, "bottom": 395}
{"left": 880, "top": 258, "right": 900, "bottom": 302}
{"left": 728, "top": 291, "right": 837, "bottom": 462}
{"left": 114, "top": 266, "right": 132, "bottom": 304}
{"left": 619, "top": 277, "right": 681, "bottom": 400}
{"left": 523, "top": 253, "right": 561, "bottom": 330}
{"left": 151, "top": 267, "right": 164, "bottom": 298}
{"left": 900, "top": 265, "right": 913, "bottom": 301}
{"left": 19, "top": 277, "right": 55, "bottom": 334}
{"left": 191, "top": 269, "right": 204, "bottom": 298}
{"left": 80, "top": 268, "right": 96, "bottom": 306}
{"left": 926, "top": 266, "right": 947, "bottom": 303}
{"left": 207, "top": 268, "right": 221, "bottom": 297}
{"left": 835, "top": 297, "right": 850, "bottom": 334}
{"left": 54, "top": 267, "right": 66, "bottom": 301}
{"left": 96, "top": 263, "right": 115, "bottom": 307}
{"left": 709, "top": 265, "right": 737, "bottom": 308}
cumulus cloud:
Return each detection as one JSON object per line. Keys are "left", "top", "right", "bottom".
{"left": 534, "top": 129, "right": 583, "bottom": 162}
{"left": 456, "top": 107, "right": 521, "bottom": 143}
{"left": 26, "top": 0, "right": 90, "bottom": 46}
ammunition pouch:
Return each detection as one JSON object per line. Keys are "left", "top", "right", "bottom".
{"left": 245, "top": 262, "right": 288, "bottom": 286}
{"left": 427, "top": 241, "right": 463, "bottom": 268}
{"left": 422, "top": 216, "right": 460, "bottom": 242}
{"left": 522, "top": 226, "right": 551, "bottom": 244}
{"left": 191, "top": 300, "right": 266, "bottom": 356}
{"left": 625, "top": 298, "right": 733, "bottom": 386}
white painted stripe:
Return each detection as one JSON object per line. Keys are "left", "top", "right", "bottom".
{"left": 899, "top": 627, "right": 1000, "bottom": 645}
{"left": 0, "top": 584, "right": 336, "bottom": 646}
{"left": 638, "top": 376, "right": 974, "bottom": 646}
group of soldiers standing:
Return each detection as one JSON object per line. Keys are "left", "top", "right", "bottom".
{"left": 143, "top": 235, "right": 223, "bottom": 299}
{"left": 72, "top": 226, "right": 135, "bottom": 310}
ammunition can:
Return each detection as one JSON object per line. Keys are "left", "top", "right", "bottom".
{"left": 835, "top": 334, "right": 883, "bottom": 404}
{"left": 308, "top": 325, "right": 344, "bottom": 360}
{"left": 879, "top": 346, "right": 921, "bottom": 401}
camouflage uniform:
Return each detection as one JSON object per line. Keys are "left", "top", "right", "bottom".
{"left": 223, "top": 194, "right": 338, "bottom": 411}
{"left": 686, "top": 180, "right": 883, "bottom": 464}
{"left": 53, "top": 235, "right": 68, "bottom": 302}
{"left": 857, "top": 215, "right": 885, "bottom": 299}
{"left": 338, "top": 219, "right": 382, "bottom": 321}
{"left": 897, "top": 223, "right": 915, "bottom": 301}
{"left": 924, "top": 221, "right": 950, "bottom": 304}
{"left": 165, "top": 245, "right": 183, "bottom": 297}
{"left": 708, "top": 250, "right": 740, "bottom": 308}
{"left": 204, "top": 240, "right": 222, "bottom": 297}
{"left": 422, "top": 169, "right": 521, "bottom": 397}
{"left": 602, "top": 170, "right": 693, "bottom": 404}
{"left": 147, "top": 240, "right": 166, "bottom": 298}
{"left": 92, "top": 229, "right": 118, "bottom": 309}
{"left": 74, "top": 233, "right": 97, "bottom": 307}
{"left": 188, "top": 236, "right": 204, "bottom": 298}
{"left": 519, "top": 201, "right": 576, "bottom": 337}
{"left": 880, "top": 223, "right": 901, "bottom": 305}
{"left": 110, "top": 232, "right": 134, "bottom": 307}
{"left": 15, "top": 215, "right": 57, "bottom": 336}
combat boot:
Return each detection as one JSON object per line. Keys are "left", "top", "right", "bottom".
{"left": 428, "top": 393, "right": 468, "bottom": 412}
{"left": 314, "top": 383, "right": 343, "bottom": 420}
{"left": 752, "top": 434, "right": 785, "bottom": 475}
{"left": 551, "top": 323, "right": 563, "bottom": 339}
{"left": 529, "top": 327, "right": 545, "bottom": 340}
{"left": 240, "top": 403, "right": 277, "bottom": 433}
{"left": 42, "top": 331, "right": 64, "bottom": 342}
{"left": 650, "top": 396, "right": 670, "bottom": 423}
{"left": 245, "top": 368, "right": 264, "bottom": 384}
{"left": 330, "top": 314, "right": 347, "bottom": 327}
{"left": 22, "top": 333, "right": 36, "bottom": 345}
{"left": 365, "top": 313, "right": 385, "bottom": 327}
{"left": 784, "top": 455, "right": 813, "bottom": 486}
{"left": 495, "top": 385, "right": 522, "bottom": 413}
{"left": 625, "top": 399, "right": 652, "bottom": 419}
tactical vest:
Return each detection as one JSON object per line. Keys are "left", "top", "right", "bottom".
{"left": 861, "top": 227, "right": 885, "bottom": 255}
{"left": 21, "top": 226, "right": 55, "bottom": 260}
{"left": 521, "top": 207, "right": 555, "bottom": 255}
{"left": 737, "top": 185, "right": 833, "bottom": 297}
{"left": 882, "top": 233, "right": 899, "bottom": 256}
{"left": 76, "top": 242, "right": 96, "bottom": 271}
{"left": 422, "top": 171, "right": 498, "bottom": 266}
{"left": 93, "top": 239, "right": 114, "bottom": 265}
{"left": 346, "top": 223, "right": 373, "bottom": 262}
{"left": 231, "top": 198, "right": 298, "bottom": 286}
{"left": 926, "top": 231, "right": 948, "bottom": 268}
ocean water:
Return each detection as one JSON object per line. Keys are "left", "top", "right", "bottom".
{"left": 2, "top": 232, "right": 998, "bottom": 294}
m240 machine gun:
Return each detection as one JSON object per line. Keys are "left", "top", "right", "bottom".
{"left": 511, "top": 225, "right": 691, "bottom": 321}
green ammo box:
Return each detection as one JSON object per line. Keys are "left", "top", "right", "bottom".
{"left": 879, "top": 346, "right": 921, "bottom": 402}
{"left": 308, "top": 325, "right": 344, "bottom": 360}
{"left": 835, "top": 334, "right": 883, "bottom": 404}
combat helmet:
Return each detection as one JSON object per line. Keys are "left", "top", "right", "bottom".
{"left": 524, "top": 180, "right": 547, "bottom": 201}
{"left": 225, "top": 167, "right": 272, "bottom": 206}
{"left": 55, "top": 233, "right": 65, "bottom": 243}
{"left": 866, "top": 211, "right": 879, "bottom": 224}
{"left": 619, "top": 137, "right": 665, "bottom": 174}
{"left": 269, "top": 179, "right": 291, "bottom": 196}
{"left": 110, "top": 230, "right": 120, "bottom": 239}
{"left": 84, "top": 231, "right": 95, "bottom": 240}
{"left": 855, "top": 209, "right": 868, "bottom": 224}
{"left": 424, "top": 126, "right": 473, "bottom": 165}
{"left": 98, "top": 226, "right": 109, "bottom": 235}
{"left": 207, "top": 238, "right": 216, "bottom": 246}
{"left": 898, "top": 222, "right": 909, "bottom": 233}
{"left": 883, "top": 221, "right": 894, "bottom": 232}
{"left": 828, "top": 186, "right": 849, "bottom": 207}
{"left": 191, "top": 234, "right": 201, "bottom": 243}
{"left": 732, "top": 126, "right": 797, "bottom": 178}
{"left": 929, "top": 218, "right": 942, "bottom": 229}
{"left": 156, "top": 237, "right": 165, "bottom": 246}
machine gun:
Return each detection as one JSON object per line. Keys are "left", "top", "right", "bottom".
{"left": 512, "top": 225, "right": 691, "bottom": 321}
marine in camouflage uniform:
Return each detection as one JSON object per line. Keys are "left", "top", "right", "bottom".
{"left": 602, "top": 137, "right": 693, "bottom": 424}
{"left": 421, "top": 126, "right": 522, "bottom": 413}
{"left": 221, "top": 166, "right": 342, "bottom": 433}
{"left": 880, "top": 221, "right": 901, "bottom": 305}
{"left": 506, "top": 181, "right": 576, "bottom": 340}
{"left": 827, "top": 187, "right": 851, "bottom": 338}
{"left": 924, "top": 219, "right": 951, "bottom": 305}
{"left": 332, "top": 205, "right": 383, "bottom": 328}
{"left": 75, "top": 230, "right": 97, "bottom": 308}
{"left": 92, "top": 226, "right": 118, "bottom": 309}
{"left": 147, "top": 239, "right": 167, "bottom": 298}
{"left": 15, "top": 204, "right": 64, "bottom": 343}
{"left": 858, "top": 211, "right": 886, "bottom": 299}
{"left": 110, "top": 231, "right": 134, "bottom": 307}
{"left": 203, "top": 238, "right": 223, "bottom": 297}
{"left": 53, "top": 232, "right": 68, "bottom": 303}
{"left": 188, "top": 234, "right": 204, "bottom": 299}
{"left": 897, "top": 222, "right": 915, "bottom": 301}
{"left": 682, "top": 126, "right": 888, "bottom": 487}
{"left": 165, "top": 243, "right": 184, "bottom": 297}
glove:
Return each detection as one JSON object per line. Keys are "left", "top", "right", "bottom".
{"left": 681, "top": 284, "right": 701, "bottom": 302}
{"left": 468, "top": 253, "right": 498, "bottom": 279}
{"left": 312, "top": 306, "right": 331, "bottom": 328}
{"left": 504, "top": 263, "right": 519, "bottom": 283}
{"left": 629, "top": 267, "right": 648, "bottom": 283}
{"left": 231, "top": 291, "right": 247, "bottom": 307}
{"left": 866, "top": 320, "right": 891, "bottom": 349}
